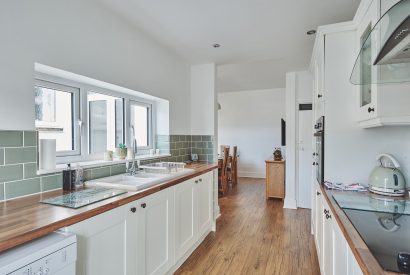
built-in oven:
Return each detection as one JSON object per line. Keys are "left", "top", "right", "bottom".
{"left": 314, "top": 116, "right": 324, "bottom": 185}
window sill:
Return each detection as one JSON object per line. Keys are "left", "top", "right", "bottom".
{"left": 37, "top": 154, "right": 171, "bottom": 175}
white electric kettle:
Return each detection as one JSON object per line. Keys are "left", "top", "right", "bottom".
{"left": 369, "top": 154, "right": 406, "bottom": 197}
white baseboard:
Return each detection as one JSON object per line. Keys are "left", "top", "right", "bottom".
{"left": 238, "top": 171, "right": 265, "bottom": 178}
{"left": 283, "top": 196, "right": 297, "bottom": 209}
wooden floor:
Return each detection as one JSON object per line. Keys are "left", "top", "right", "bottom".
{"left": 175, "top": 177, "right": 320, "bottom": 275}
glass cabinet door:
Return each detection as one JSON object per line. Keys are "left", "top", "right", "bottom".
{"left": 360, "top": 25, "right": 372, "bottom": 107}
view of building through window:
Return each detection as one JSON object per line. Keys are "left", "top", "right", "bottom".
{"left": 130, "top": 102, "right": 150, "bottom": 147}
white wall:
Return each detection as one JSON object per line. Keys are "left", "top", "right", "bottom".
{"left": 190, "top": 64, "right": 216, "bottom": 135}
{"left": 285, "top": 70, "right": 313, "bottom": 209}
{"left": 325, "top": 31, "right": 410, "bottom": 184}
{"left": 0, "top": 0, "right": 190, "bottom": 134}
{"left": 218, "top": 89, "right": 286, "bottom": 178}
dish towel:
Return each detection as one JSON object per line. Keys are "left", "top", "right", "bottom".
{"left": 324, "top": 181, "right": 367, "bottom": 192}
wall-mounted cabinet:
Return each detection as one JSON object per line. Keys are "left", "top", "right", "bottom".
{"left": 354, "top": 0, "right": 410, "bottom": 128}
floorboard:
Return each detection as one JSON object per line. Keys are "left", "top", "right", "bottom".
{"left": 174, "top": 177, "right": 320, "bottom": 275}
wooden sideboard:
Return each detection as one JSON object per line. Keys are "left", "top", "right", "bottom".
{"left": 265, "top": 160, "right": 285, "bottom": 200}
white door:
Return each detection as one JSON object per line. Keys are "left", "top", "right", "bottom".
{"left": 297, "top": 108, "right": 313, "bottom": 208}
{"left": 196, "top": 173, "right": 213, "bottom": 237}
{"left": 174, "top": 178, "right": 196, "bottom": 260}
{"left": 137, "top": 189, "right": 174, "bottom": 275}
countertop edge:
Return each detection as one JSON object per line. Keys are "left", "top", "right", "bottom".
{"left": 0, "top": 163, "right": 218, "bottom": 253}
{"left": 320, "top": 185, "right": 402, "bottom": 275}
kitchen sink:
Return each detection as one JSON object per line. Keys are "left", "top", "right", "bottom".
{"left": 85, "top": 168, "right": 194, "bottom": 191}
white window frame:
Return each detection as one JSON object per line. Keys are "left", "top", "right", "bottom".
{"left": 129, "top": 100, "right": 153, "bottom": 150}
{"left": 34, "top": 79, "right": 81, "bottom": 158}
{"left": 35, "top": 73, "right": 156, "bottom": 165}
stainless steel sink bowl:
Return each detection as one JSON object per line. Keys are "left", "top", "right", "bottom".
{"left": 85, "top": 168, "right": 194, "bottom": 191}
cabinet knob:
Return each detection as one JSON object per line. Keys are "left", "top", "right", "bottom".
{"left": 326, "top": 214, "right": 331, "bottom": 220}
{"left": 141, "top": 203, "right": 147, "bottom": 209}
{"left": 195, "top": 180, "right": 199, "bottom": 184}
{"left": 130, "top": 207, "right": 137, "bottom": 213}
{"left": 368, "top": 107, "right": 375, "bottom": 113}
{"left": 199, "top": 178, "right": 202, "bottom": 182}
{"left": 318, "top": 94, "right": 323, "bottom": 98}
{"left": 316, "top": 191, "right": 321, "bottom": 196}
{"left": 324, "top": 209, "right": 329, "bottom": 215}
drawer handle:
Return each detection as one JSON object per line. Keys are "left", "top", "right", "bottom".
{"left": 130, "top": 207, "right": 137, "bottom": 213}
{"left": 368, "top": 107, "right": 375, "bottom": 113}
{"left": 141, "top": 203, "right": 147, "bottom": 209}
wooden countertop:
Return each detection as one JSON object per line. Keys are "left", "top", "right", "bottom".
{"left": 0, "top": 162, "right": 217, "bottom": 253}
{"left": 321, "top": 185, "right": 403, "bottom": 275}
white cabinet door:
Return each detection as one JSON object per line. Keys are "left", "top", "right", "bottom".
{"left": 332, "top": 219, "right": 348, "bottom": 275}
{"left": 314, "top": 186, "right": 323, "bottom": 268}
{"left": 347, "top": 247, "right": 364, "bottom": 275}
{"left": 137, "top": 188, "right": 175, "bottom": 275}
{"left": 174, "top": 178, "right": 197, "bottom": 260}
{"left": 67, "top": 204, "right": 131, "bottom": 275}
{"left": 196, "top": 172, "right": 213, "bottom": 237}
{"left": 322, "top": 200, "right": 333, "bottom": 275}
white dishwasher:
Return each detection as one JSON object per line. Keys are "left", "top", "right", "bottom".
{"left": 0, "top": 230, "right": 77, "bottom": 275}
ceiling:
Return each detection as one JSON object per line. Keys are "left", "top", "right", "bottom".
{"left": 99, "top": 0, "right": 360, "bottom": 92}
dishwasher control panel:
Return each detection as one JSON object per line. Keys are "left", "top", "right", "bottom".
{"left": 10, "top": 243, "right": 76, "bottom": 275}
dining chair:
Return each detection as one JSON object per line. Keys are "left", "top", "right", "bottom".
{"left": 218, "top": 146, "right": 229, "bottom": 196}
{"left": 228, "top": 146, "right": 238, "bottom": 186}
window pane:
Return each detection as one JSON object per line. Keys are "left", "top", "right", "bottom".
{"left": 130, "top": 103, "right": 149, "bottom": 147}
{"left": 88, "top": 92, "right": 124, "bottom": 154}
{"left": 35, "top": 86, "right": 74, "bottom": 152}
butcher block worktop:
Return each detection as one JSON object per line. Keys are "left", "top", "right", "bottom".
{"left": 321, "top": 186, "right": 405, "bottom": 275}
{"left": 0, "top": 162, "right": 217, "bottom": 253}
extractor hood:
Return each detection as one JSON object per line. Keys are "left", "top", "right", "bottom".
{"left": 350, "top": 0, "right": 410, "bottom": 85}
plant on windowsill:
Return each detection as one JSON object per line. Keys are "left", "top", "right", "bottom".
{"left": 115, "top": 143, "right": 128, "bottom": 160}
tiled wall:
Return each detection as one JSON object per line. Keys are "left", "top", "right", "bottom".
{"left": 0, "top": 131, "right": 214, "bottom": 201}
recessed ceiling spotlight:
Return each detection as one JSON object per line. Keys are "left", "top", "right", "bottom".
{"left": 213, "top": 43, "right": 221, "bottom": 48}
{"left": 307, "top": 30, "right": 316, "bottom": 35}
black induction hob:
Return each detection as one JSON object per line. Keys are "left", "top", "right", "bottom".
{"left": 332, "top": 193, "right": 410, "bottom": 274}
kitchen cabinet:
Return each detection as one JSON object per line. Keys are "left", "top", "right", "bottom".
{"left": 354, "top": 0, "right": 410, "bottom": 128}
{"left": 312, "top": 35, "right": 325, "bottom": 121}
{"left": 67, "top": 203, "right": 134, "bottom": 275}
{"left": 136, "top": 188, "right": 175, "bottom": 275}
{"left": 67, "top": 170, "right": 215, "bottom": 275}
{"left": 174, "top": 173, "right": 213, "bottom": 261}
{"left": 313, "top": 183, "right": 363, "bottom": 275}
{"left": 322, "top": 198, "right": 333, "bottom": 275}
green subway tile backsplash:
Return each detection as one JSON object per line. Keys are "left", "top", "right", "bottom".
{"left": 42, "top": 174, "right": 63, "bottom": 191}
{"left": 24, "top": 131, "right": 37, "bottom": 147}
{"left": 0, "top": 183, "right": 4, "bottom": 201}
{"left": 0, "top": 130, "right": 215, "bottom": 201}
{"left": 5, "top": 147, "right": 37, "bottom": 164}
{"left": 0, "top": 164, "right": 24, "bottom": 182}
{"left": 5, "top": 178, "right": 41, "bottom": 200}
{"left": 24, "top": 163, "right": 38, "bottom": 179}
{"left": 0, "top": 131, "right": 23, "bottom": 147}
{"left": 0, "top": 148, "right": 3, "bottom": 165}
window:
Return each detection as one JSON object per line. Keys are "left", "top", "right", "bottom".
{"left": 35, "top": 80, "right": 80, "bottom": 156}
{"left": 88, "top": 92, "right": 124, "bottom": 154}
{"left": 34, "top": 75, "right": 155, "bottom": 164}
{"left": 130, "top": 101, "right": 152, "bottom": 148}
